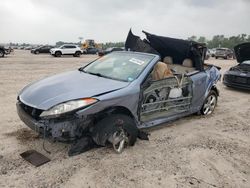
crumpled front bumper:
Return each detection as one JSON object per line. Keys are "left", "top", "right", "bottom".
{"left": 16, "top": 101, "right": 92, "bottom": 141}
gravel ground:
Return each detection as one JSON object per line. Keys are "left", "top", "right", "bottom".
{"left": 0, "top": 50, "right": 249, "bottom": 188}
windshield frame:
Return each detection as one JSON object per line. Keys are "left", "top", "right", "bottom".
{"left": 80, "top": 51, "right": 157, "bottom": 82}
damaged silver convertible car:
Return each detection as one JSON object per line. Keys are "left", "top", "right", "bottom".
{"left": 17, "top": 30, "right": 221, "bottom": 153}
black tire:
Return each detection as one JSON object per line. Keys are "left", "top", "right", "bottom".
{"left": 35, "top": 50, "right": 39, "bottom": 54}
{"left": 91, "top": 114, "right": 138, "bottom": 150}
{"left": 200, "top": 90, "right": 218, "bottom": 115}
{"left": 55, "top": 51, "right": 62, "bottom": 57}
{"left": 74, "top": 51, "right": 81, "bottom": 57}
{"left": 0, "top": 50, "right": 4, "bottom": 57}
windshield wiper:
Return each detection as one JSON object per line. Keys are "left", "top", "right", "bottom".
{"left": 83, "top": 70, "right": 109, "bottom": 79}
{"left": 79, "top": 68, "right": 127, "bottom": 82}
{"left": 87, "top": 72, "right": 103, "bottom": 77}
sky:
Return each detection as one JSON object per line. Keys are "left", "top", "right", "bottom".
{"left": 1, "top": 0, "right": 250, "bottom": 44}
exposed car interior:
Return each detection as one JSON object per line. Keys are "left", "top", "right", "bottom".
{"left": 124, "top": 30, "right": 204, "bottom": 121}
{"left": 141, "top": 59, "right": 193, "bottom": 122}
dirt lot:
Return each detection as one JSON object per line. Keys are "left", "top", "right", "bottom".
{"left": 0, "top": 50, "right": 249, "bottom": 188}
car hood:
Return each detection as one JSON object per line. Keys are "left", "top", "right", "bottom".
{"left": 50, "top": 48, "right": 60, "bottom": 51}
{"left": 234, "top": 42, "right": 250, "bottom": 63}
{"left": 19, "top": 70, "right": 129, "bottom": 110}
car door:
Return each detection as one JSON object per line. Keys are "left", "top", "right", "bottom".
{"left": 139, "top": 74, "right": 193, "bottom": 123}
{"left": 69, "top": 46, "right": 76, "bottom": 54}
{"left": 40, "top": 46, "right": 46, "bottom": 53}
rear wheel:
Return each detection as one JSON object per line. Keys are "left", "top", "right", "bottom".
{"left": 91, "top": 114, "right": 138, "bottom": 153}
{"left": 200, "top": 90, "right": 217, "bottom": 115}
{"left": 74, "top": 51, "right": 81, "bottom": 57}
{"left": 55, "top": 51, "right": 62, "bottom": 57}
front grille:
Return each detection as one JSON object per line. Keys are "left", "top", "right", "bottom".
{"left": 19, "top": 101, "right": 43, "bottom": 120}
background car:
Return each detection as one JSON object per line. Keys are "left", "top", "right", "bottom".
{"left": 0, "top": 46, "right": 6, "bottom": 57}
{"left": 50, "top": 44, "right": 82, "bottom": 57}
{"left": 0, "top": 46, "right": 12, "bottom": 57}
{"left": 209, "top": 48, "right": 216, "bottom": 57}
{"left": 223, "top": 42, "right": 250, "bottom": 90}
{"left": 98, "top": 47, "right": 124, "bottom": 56}
{"left": 205, "top": 49, "right": 211, "bottom": 60}
{"left": 31, "top": 45, "right": 54, "bottom": 54}
{"left": 215, "top": 48, "right": 234, "bottom": 59}
{"left": 84, "top": 47, "right": 99, "bottom": 54}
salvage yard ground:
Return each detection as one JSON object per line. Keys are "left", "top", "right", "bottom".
{"left": 0, "top": 50, "right": 250, "bottom": 188}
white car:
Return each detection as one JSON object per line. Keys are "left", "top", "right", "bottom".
{"left": 50, "top": 44, "right": 82, "bottom": 57}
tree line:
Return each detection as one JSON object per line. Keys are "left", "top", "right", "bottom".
{"left": 187, "top": 34, "right": 250, "bottom": 49}
{"left": 102, "top": 34, "right": 250, "bottom": 50}
{"left": 7, "top": 33, "right": 250, "bottom": 50}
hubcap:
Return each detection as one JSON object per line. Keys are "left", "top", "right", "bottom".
{"left": 203, "top": 95, "right": 216, "bottom": 115}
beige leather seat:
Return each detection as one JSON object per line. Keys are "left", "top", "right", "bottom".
{"left": 163, "top": 56, "right": 173, "bottom": 64}
{"left": 182, "top": 58, "right": 193, "bottom": 67}
{"left": 152, "top": 62, "right": 173, "bottom": 80}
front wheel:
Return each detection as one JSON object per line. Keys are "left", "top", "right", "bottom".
{"left": 91, "top": 114, "right": 138, "bottom": 153}
{"left": 55, "top": 51, "right": 62, "bottom": 57}
{"left": 35, "top": 50, "right": 39, "bottom": 54}
{"left": 200, "top": 90, "right": 217, "bottom": 115}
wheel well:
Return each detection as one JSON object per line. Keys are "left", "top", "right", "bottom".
{"left": 94, "top": 106, "right": 135, "bottom": 124}
{"left": 211, "top": 85, "right": 219, "bottom": 96}
{"left": 55, "top": 51, "right": 62, "bottom": 54}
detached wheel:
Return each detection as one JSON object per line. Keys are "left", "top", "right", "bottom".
{"left": 92, "top": 114, "right": 138, "bottom": 153}
{"left": 0, "top": 50, "right": 4, "bottom": 57}
{"left": 55, "top": 51, "right": 62, "bottom": 57}
{"left": 200, "top": 90, "right": 217, "bottom": 115}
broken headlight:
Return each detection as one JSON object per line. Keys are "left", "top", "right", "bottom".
{"left": 40, "top": 98, "right": 98, "bottom": 117}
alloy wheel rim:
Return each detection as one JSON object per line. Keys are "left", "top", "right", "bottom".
{"left": 203, "top": 95, "right": 216, "bottom": 115}
{"left": 112, "top": 129, "right": 128, "bottom": 153}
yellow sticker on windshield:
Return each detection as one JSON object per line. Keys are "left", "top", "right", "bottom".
{"left": 129, "top": 58, "right": 145, "bottom": 65}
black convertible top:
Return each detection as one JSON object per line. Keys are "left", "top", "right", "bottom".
{"left": 125, "top": 29, "right": 207, "bottom": 70}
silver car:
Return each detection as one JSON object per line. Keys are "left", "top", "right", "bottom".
{"left": 17, "top": 31, "right": 221, "bottom": 154}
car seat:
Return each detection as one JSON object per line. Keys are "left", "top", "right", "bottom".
{"left": 152, "top": 62, "right": 173, "bottom": 80}
{"left": 163, "top": 56, "right": 173, "bottom": 64}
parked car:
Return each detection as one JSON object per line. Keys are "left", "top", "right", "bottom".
{"left": 50, "top": 44, "right": 82, "bottom": 57}
{"left": 0, "top": 46, "right": 11, "bottom": 57}
{"left": 16, "top": 30, "right": 221, "bottom": 154}
{"left": 205, "top": 49, "right": 211, "bottom": 60}
{"left": 98, "top": 47, "right": 124, "bottom": 56}
{"left": 215, "top": 48, "right": 234, "bottom": 59}
{"left": 24, "top": 46, "right": 33, "bottom": 50}
{"left": 84, "top": 47, "right": 99, "bottom": 54}
{"left": 223, "top": 42, "right": 250, "bottom": 90}
{"left": 210, "top": 48, "right": 216, "bottom": 57}
{"left": 31, "top": 45, "right": 54, "bottom": 54}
